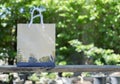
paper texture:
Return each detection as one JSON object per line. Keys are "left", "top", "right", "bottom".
{"left": 17, "top": 24, "right": 55, "bottom": 62}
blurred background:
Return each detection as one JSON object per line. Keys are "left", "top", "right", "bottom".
{"left": 0, "top": 0, "right": 120, "bottom": 83}
{"left": 0, "top": 0, "right": 120, "bottom": 65}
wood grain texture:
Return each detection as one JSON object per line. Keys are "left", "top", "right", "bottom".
{"left": 0, "top": 65, "right": 120, "bottom": 72}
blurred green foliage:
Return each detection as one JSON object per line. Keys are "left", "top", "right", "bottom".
{"left": 0, "top": 0, "right": 120, "bottom": 65}
{"left": 69, "top": 39, "right": 120, "bottom": 65}
{"left": 28, "top": 73, "right": 40, "bottom": 82}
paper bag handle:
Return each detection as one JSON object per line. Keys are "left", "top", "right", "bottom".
{"left": 29, "top": 6, "right": 46, "bottom": 28}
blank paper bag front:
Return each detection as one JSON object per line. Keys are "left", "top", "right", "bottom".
{"left": 17, "top": 24, "right": 55, "bottom": 63}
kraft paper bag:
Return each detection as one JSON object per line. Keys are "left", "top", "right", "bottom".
{"left": 17, "top": 24, "right": 55, "bottom": 64}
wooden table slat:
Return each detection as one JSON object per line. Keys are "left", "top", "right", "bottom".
{"left": 0, "top": 65, "right": 120, "bottom": 72}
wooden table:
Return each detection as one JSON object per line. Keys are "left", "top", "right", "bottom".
{"left": 0, "top": 65, "right": 120, "bottom": 72}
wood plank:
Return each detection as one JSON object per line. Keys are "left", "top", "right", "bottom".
{"left": 0, "top": 65, "right": 120, "bottom": 72}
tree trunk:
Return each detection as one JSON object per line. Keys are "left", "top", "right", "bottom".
{"left": 8, "top": 58, "right": 14, "bottom": 65}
